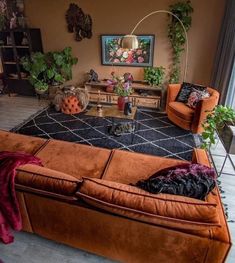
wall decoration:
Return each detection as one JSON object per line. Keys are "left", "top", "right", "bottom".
{"left": 0, "top": 0, "right": 26, "bottom": 30}
{"left": 65, "top": 3, "right": 92, "bottom": 42}
{"left": 0, "top": 0, "right": 7, "bottom": 30}
{"left": 101, "top": 35, "right": 155, "bottom": 67}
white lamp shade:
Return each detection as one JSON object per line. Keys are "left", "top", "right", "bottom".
{"left": 121, "top": 35, "right": 139, "bottom": 49}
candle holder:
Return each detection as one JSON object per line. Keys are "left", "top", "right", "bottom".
{"left": 96, "top": 90, "right": 103, "bottom": 113}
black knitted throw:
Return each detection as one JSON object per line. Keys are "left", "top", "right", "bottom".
{"left": 136, "top": 164, "right": 216, "bottom": 200}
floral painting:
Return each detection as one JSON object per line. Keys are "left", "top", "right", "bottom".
{"left": 101, "top": 35, "right": 155, "bottom": 67}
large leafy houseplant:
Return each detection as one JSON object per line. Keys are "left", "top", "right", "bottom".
{"left": 46, "top": 47, "right": 78, "bottom": 84}
{"left": 21, "top": 47, "right": 78, "bottom": 93}
{"left": 201, "top": 105, "right": 235, "bottom": 149}
{"left": 168, "top": 1, "right": 193, "bottom": 83}
{"left": 21, "top": 52, "right": 49, "bottom": 92}
{"left": 144, "top": 66, "right": 165, "bottom": 86}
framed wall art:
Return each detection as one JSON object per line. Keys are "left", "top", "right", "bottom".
{"left": 101, "top": 35, "right": 155, "bottom": 67}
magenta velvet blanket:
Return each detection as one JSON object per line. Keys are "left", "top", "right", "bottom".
{"left": 0, "top": 151, "right": 42, "bottom": 244}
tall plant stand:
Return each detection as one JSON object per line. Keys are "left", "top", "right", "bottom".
{"left": 209, "top": 129, "right": 235, "bottom": 177}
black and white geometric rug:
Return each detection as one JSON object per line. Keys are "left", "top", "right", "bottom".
{"left": 13, "top": 106, "right": 196, "bottom": 161}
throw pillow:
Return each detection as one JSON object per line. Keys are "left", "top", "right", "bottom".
{"left": 176, "top": 82, "right": 206, "bottom": 103}
{"left": 186, "top": 89, "right": 202, "bottom": 109}
{"left": 186, "top": 88, "right": 211, "bottom": 109}
{"left": 135, "top": 163, "right": 216, "bottom": 200}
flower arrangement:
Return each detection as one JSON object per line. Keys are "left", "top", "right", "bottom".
{"left": 107, "top": 72, "right": 133, "bottom": 97}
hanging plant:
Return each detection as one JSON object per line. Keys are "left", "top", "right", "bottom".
{"left": 168, "top": 0, "right": 193, "bottom": 83}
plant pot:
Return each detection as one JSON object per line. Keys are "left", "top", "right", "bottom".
{"left": 35, "top": 88, "right": 47, "bottom": 95}
{"left": 117, "top": 96, "right": 128, "bottom": 111}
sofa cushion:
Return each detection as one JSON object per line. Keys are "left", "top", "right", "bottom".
{"left": 35, "top": 139, "right": 112, "bottom": 180}
{"left": 77, "top": 177, "right": 220, "bottom": 231}
{"left": 0, "top": 130, "right": 47, "bottom": 154}
{"left": 16, "top": 164, "right": 80, "bottom": 196}
{"left": 102, "top": 149, "right": 189, "bottom": 184}
{"left": 168, "top": 102, "right": 194, "bottom": 121}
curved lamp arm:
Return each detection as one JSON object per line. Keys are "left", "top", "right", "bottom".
{"left": 123, "top": 10, "right": 189, "bottom": 82}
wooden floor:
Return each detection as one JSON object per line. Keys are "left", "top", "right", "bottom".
{"left": 0, "top": 95, "right": 234, "bottom": 263}
{"left": 0, "top": 95, "right": 47, "bottom": 131}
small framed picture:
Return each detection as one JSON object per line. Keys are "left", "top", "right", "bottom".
{"left": 101, "top": 34, "right": 155, "bottom": 67}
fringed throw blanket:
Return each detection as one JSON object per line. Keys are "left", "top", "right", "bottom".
{"left": 0, "top": 151, "right": 42, "bottom": 244}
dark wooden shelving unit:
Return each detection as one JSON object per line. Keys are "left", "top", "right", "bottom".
{"left": 0, "top": 28, "right": 43, "bottom": 96}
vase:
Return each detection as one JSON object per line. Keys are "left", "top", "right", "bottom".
{"left": 117, "top": 96, "right": 128, "bottom": 111}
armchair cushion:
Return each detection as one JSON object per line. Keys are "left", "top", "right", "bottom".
{"left": 187, "top": 89, "right": 210, "bottom": 109}
{"left": 176, "top": 82, "right": 206, "bottom": 103}
{"left": 168, "top": 101, "right": 194, "bottom": 121}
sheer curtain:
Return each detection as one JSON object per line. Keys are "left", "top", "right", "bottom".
{"left": 225, "top": 62, "right": 235, "bottom": 109}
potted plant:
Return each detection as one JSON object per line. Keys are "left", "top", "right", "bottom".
{"left": 21, "top": 47, "right": 78, "bottom": 95}
{"left": 201, "top": 105, "right": 235, "bottom": 149}
{"left": 46, "top": 47, "right": 78, "bottom": 85}
{"left": 21, "top": 52, "right": 49, "bottom": 94}
{"left": 107, "top": 72, "right": 133, "bottom": 111}
{"left": 144, "top": 66, "right": 165, "bottom": 86}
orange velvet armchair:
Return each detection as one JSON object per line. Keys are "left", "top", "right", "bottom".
{"left": 166, "top": 84, "right": 220, "bottom": 134}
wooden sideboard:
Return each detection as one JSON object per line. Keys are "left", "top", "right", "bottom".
{"left": 84, "top": 81, "right": 163, "bottom": 110}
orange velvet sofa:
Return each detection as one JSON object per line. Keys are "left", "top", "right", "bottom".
{"left": 166, "top": 84, "right": 220, "bottom": 134}
{"left": 0, "top": 130, "right": 231, "bottom": 263}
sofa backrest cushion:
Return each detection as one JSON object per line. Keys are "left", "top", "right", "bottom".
{"left": 35, "top": 140, "right": 112, "bottom": 180}
{"left": 0, "top": 130, "right": 47, "bottom": 155}
{"left": 77, "top": 177, "right": 221, "bottom": 231}
{"left": 16, "top": 164, "right": 80, "bottom": 196}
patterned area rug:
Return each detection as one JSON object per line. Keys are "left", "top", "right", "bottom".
{"left": 13, "top": 106, "right": 196, "bottom": 161}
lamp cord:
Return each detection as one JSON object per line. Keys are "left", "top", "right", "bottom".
{"left": 130, "top": 10, "right": 188, "bottom": 82}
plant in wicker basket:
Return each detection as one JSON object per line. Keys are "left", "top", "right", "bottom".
{"left": 53, "top": 86, "right": 89, "bottom": 114}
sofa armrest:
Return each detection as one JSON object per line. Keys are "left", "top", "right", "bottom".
{"left": 16, "top": 164, "right": 81, "bottom": 196}
{"left": 192, "top": 89, "right": 220, "bottom": 134}
{"left": 166, "top": 84, "right": 181, "bottom": 112}
{"left": 192, "top": 148, "right": 211, "bottom": 167}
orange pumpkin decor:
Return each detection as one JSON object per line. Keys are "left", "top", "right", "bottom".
{"left": 61, "top": 95, "right": 82, "bottom": 115}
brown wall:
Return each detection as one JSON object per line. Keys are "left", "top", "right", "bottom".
{"left": 24, "top": 0, "right": 225, "bottom": 86}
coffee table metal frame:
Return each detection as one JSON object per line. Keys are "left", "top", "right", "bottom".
{"left": 85, "top": 105, "right": 138, "bottom": 143}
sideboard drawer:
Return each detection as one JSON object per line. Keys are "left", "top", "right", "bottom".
{"left": 135, "top": 97, "right": 160, "bottom": 109}
{"left": 89, "top": 93, "right": 107, "bottom": 103}
{"left": 110, "top": 95, "right": 118, "bottom": 104}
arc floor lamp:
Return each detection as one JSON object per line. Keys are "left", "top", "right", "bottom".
{"left": 121, "top": 10, "right": 189, "bottom": 81}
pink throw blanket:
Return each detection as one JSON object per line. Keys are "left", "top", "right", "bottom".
{"left": 0, "top": 151, "right": 42, "bottom": 244}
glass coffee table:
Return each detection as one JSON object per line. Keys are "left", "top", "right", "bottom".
{"left": 85, "top": 105, "right": 138, "bottom": 142}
